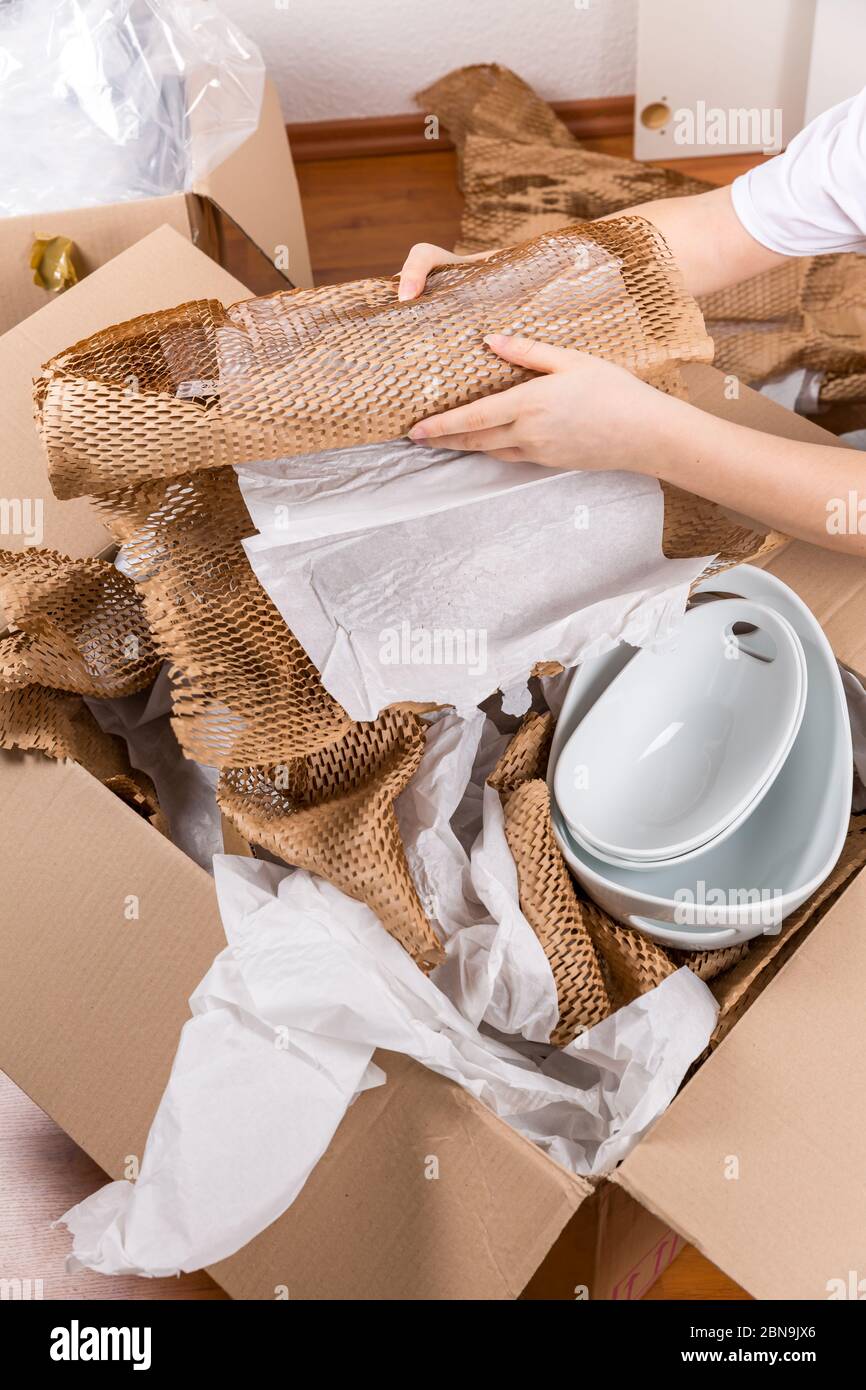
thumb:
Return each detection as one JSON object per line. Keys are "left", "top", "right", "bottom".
{"left": 484, "top": 332, "right": 584, "bottom": 374}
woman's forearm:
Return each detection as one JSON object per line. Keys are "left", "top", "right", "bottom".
{"left": 603, "top": 187, "right": 787, "bottom": 297}
{"left": 644, "top": 394, "right": 865, "bottom": 554}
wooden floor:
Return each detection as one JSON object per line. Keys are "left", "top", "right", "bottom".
{"left": 1, "top": 134, "right": 761, "bottom": 1304}
{"left": 295, "top": 137, "right": 767, "bottom": 284}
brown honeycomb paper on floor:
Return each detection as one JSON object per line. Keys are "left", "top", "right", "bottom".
{"left": 0, "top": 686, "right": 159, "bottom": 819}
{"left": 416, "top": 64, "right": 714, "bottom": 258}
{"left": 36, "top": 218, "right": 714, "bottom": 502}
{"left": 418, "top": 64, "right": 866, "bottom": 403}
{"left": 417, "top": 64, "right": 579, "bottom": 158}
{"left": 0, "top": 549, "right": 159, "bottom": 698}
{"left": 217, "top": 708, "right": 443, "bottom": 968}
{"left": 454, "top": 133, "right": 710, "bottom": 256}
{"left": 702, "top": 253, "right": 866, "bottom": 385}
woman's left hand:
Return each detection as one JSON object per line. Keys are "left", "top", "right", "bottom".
{"left": 408, "top": 332, "right": 677, "bottom": 475}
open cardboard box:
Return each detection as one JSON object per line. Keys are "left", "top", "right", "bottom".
{"left": 1, "top": 229, "right": 866, "bottom": 1301}
{"left": 0, "top": 80, "right": 313, "bottom": 337}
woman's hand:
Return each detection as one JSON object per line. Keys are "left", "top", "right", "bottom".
{"left": 397, "top": 242, "right": 499, "bottom": 301}
{"left": 408, "top": 331, "right": 866, "bottom": 560}
{"left": 408, "top": 333, "right": 677, "bottom": 473}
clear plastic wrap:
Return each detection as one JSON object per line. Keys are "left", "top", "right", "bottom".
{"left": 0, "top": 0, "right": 265, "bottom": 218}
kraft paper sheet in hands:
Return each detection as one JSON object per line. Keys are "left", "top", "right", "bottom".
{"left": 36, "top": 218, "right": 712, "bottom": 500}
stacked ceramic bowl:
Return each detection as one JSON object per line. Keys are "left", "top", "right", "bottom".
{"left": 548, "top": 565, "right": 853, "bottom": 949}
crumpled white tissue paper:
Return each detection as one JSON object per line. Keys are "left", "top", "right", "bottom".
{"left": 85, "top": 667, "right": 223, "bottom": 872}
{"left": 58, "top": 855, "right": 718, "bottom": 1278}
{"left": 236, "top": 440, "right": 713, "bottom": 719}
{"left": 758, "top": 367, "right": 825, "bottom": 416}
{"left": 395, "top": 709, "right": 560, "bottom": 1041}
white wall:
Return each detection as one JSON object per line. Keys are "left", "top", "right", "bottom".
{"left": 804, "top": 0, "right": 866, "bottom": 121}
{"left": 634, "top": 0, "right": 816, "bottom": 159}
{"left": 218, "top": 0, "right": 638, "bottom": 122}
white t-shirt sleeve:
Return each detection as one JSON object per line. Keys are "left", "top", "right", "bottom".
{"left": 730, "top": 86, "right": 866, "bottom": 256}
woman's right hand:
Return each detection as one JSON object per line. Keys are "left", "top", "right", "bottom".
{"left": 397, "top": 243, "right": 500, "bottom": 301}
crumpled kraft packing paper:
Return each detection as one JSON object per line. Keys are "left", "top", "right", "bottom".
{"left": 57, "top": 856, "right": 717, "bottom": 1278}
{"left": 237, "top": 441, "right": 714, "bottom": 719}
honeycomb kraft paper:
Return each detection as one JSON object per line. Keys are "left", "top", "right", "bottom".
{"left": 10, "top": 72, "right": 866, "bottom": 1286}
{"left": 418, "top": 63, "right": 866, "bottom": 408}
{"left": 9, "top": 217, "right": 781, "bottom": 1030}
{"left": 36, "top": 217, "right": 713, "bottom": 499}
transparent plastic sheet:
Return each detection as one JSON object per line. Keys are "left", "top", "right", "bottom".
{"left": 0, "top": 0, "right": 264, "bottom": 218}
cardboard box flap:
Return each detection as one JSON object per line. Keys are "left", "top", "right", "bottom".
{"left": 0, "top": 752, "right": 588, "bottom": 1298}
{"left": 211, "top": 1047, "right": 591, "bottom": 1301}
{"left": 681, "top": 362, "right": 848, "bottom": 448}
{"left": 0, "top": 226, "right": 248, "bottom": 595}
{"left": 613, "top": 871, "right": 866, "bottom": 1300}
{"left": 0, "top": 196, "right": 193, "bottom": 335}
{"left": 761, "top": 541, "right": 866, "bottom": 680}
{"left": 193, "top": 80, "right": 314, "bottom": 290}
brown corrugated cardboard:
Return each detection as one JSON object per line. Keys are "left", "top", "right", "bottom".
{"left": 0, "top": 754, "right": 589, "bottom": 1300}
{"left": 0, "top": 229, "right": 248, "bottom": 624}
{"left": 2, "top": 230, "right": 866, "bottom": 1300}
{"left": 0, "top": 80, "right": 311, "bottom": 335}
{"left": 614, "top": 867, "right": 866, "bottom": 1300}
{"left": 199, "top": 82, "right": 312, "bottom": 292}
{"left": 760, "top": 541, "right": 866, "bottom": 678}
{"left": 523, "top": 1182, "right": 682, "bottom": 1300}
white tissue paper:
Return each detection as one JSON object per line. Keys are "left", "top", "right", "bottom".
{"left": 394, "top": 709, "right": 559, "bottom": 1040}
{"left": 85, "top": 667, "right": 223, "bottom": 872}
{"left": 758, "top": 367, "right": 826, "bottom": 416}
{"left": 236, "top": 440, "right": 713, "bottom": 719}
{"left": 58, "top": 854, "right": 717, "bottom": 1278}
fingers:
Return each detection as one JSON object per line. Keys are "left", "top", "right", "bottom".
{"left": 398, "top": 243, "right": 457, "bottom": 301}
{"left": 408, "top": 386, "right": 524, "bottom": 442}
{"left": 418, "top": 425, "right": 519, "bottom": 454}
{"left": 484, "top": 332, "right": 587, "bottom": 374}
{"left": 398, "top": 244, "right": 497, "bottom": 300}
{"left": 487, "top": 448, "right": 530, "bottom": 463}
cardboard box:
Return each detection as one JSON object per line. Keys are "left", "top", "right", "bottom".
{"left": 0, "top": 80, "right": 313, "bottom": 337}
{"left": 1, "top": 230, "right": 865, "bottom": 1300}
